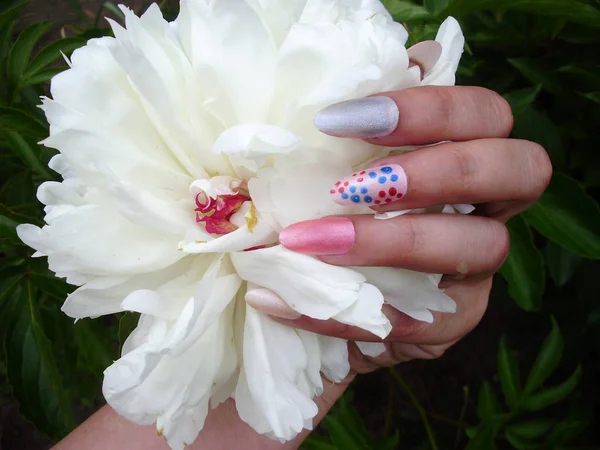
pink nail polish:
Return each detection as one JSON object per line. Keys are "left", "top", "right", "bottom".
{"left": 279, "top": 217, "right": 355, "bottom": 255}
{"left": 245, "top": 289, "right": 301, "bottom": 320}
{"left": 330, "top": 164, "right": 407, "bottom": 206}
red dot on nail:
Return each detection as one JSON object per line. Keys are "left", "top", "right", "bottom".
{"left": 357, "top": 178, "right": 364, "bottom": 182}
{"left": 330, "top": 190, "right": 335, "bottom": 194}
{"left": 352, "top": 173, "right": 357, "bottom": 177}
{"left": 385, "top": 198, "right": 392, "bottom": 203}
{"left": 344, "top": 181, "right": 349, "bottom": 187}
{"left": 374, "top": 200, "right": 381, "bottom": 205}
{"left": 360, "top": 171, "right": 366, "bottom": 175}
{"left": 378, "top": 191, "right": 386, "bottom": 198}
{"left": 396, "top": 193, "right": 403, "bottom": 198}
{"left": 339, "top": 187, "right": 344, "bottom": 193}
{"left": 389, "top": 187, "right": 397, "bottom": 196}
{"left": 335, "top": 181, "right": 341, "bottom": 186}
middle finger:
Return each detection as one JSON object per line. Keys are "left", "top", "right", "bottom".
{"left": 279, "top": 213, "right": 509, "bottom": 276}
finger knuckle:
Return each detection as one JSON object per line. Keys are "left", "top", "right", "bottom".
{"left": 485, "top": 88, "right": 514, "bottom": 136}
{"left": 428, "top": 87, "right": 453, "bottom": 135}
{"left": 487, "top": 221, "right": 510, "bottom": 269}
{"left": 419, "top": 344, "right": 448, "bottom": 360}
{"left": 449, "top": 146, "right": 479, "bottom": 191}
{"left": 397, "top": 217, "right": 426, "bottom": 260}
{"left": 524, "top": 141, "right": 553, "bottom": 196}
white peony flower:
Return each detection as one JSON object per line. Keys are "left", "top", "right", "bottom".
{"left": 17, "top": 1, "right": 465, "bottom": 448}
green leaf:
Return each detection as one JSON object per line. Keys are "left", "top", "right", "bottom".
{"left": 424, "top": 0, "right": 449, "bottom": 15}
{"left": 102, "top": 1, "right": 126, "bottom": 21}
{"left": 6, "top": 22, "right": 52, "bottom": 101}
{"left": 325, "top": 393, "right": 372, "bottom": 449}
{"left": 74, "top": 320, "right": 115, "bottom": 378}
{"left": 465, "top": 421, "right": 495, "bottom": 450}
{"left": 499, "top": 216, "right": 545, "bottom": 311}
{"left": 444, "top": 0, "right": 600, "bottom": 28}
{"left": 0, "top": 106, "right": 47, "bottom": 138}
{"left": 522, "top": 365, "right": 582, "bottom": 412}
{"left": 3, "top": 130, "right": 53, "bottom": 179}
{"left": 547, "top": 403, "right": 593, "bottom": 445}
{"left": 324, "top": 415, "right": 370, "bottom": 450}
{"left": 301, "top": 436, "right": 338, "bottom": 450}
{"left": 498, "top": 336, "right": 522, "bottom": 409}
{"left": 0, "top": 214, "right": 18, "bottom": 239}
{"left": 383, "top": 0, "right": 432, "bottom": 21}
{"left": 524, "top": 318, "right": 563, "bottom": 395}
{"left": 0, "top": 278, "right": 75, "bottom": 439}
{"left": 523, "top": 174, "right": 600, "bottom": 259}
{"left": 545, "top": 241, "right": 582, "bottom": 287}
{"left": 25, "top": 37, "right": 84, "bottom": 78}
{"left": 511, "top": 107, "right": 565, "bottom": 169}
{"left": 118, "top": 311, "right": 140, "bottom": 353}
{"left": 504, "top": 430, "right": 540, "bottom": 450}
{"left": 506, "top": 419, "right": 555, "bottom": 440}
{"left": 582, "top": 91, "right": 600, "bottom": 104}
{"left": 21, "top": 67, "right": 65, "bottom": 86}
{"left": 508, "top": 59, "right": 564, "bottom": 95}
{"left": 477, "top": 381, "right": 502, "bottom": 420}
{"left": 503, "top": 85, "right": 541, "bottom": 117}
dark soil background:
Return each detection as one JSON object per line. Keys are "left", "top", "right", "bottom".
{"left": 1, "top": 2, "right": 587, "bottom": 449}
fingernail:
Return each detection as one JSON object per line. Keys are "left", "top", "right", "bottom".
{"left": 245, "top": 288, "right": 302, "bottom": 320}
{"left": 330, "top": 164, "right": 407, "bottom": 206}
{"left": 279, "top": 217, "right": 355, "bottom": 255}
{"left": 407, "top": 41, "right": 442, "bottom": 77}
{"left": 313, "top": 96, "right": 399, "bottom": 139}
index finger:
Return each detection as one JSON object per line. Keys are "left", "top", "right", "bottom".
{"left": 313, "top": 86, "right": 514, "bottom": 146}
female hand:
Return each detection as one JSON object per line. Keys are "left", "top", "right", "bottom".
{"left": 246, "top": 85, "right": 553, "bottom": 373}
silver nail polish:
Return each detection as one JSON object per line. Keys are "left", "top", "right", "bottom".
{"left": 313, "top": 96, "right": 399, "bottom": 139}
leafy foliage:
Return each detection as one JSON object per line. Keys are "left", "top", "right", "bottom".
{"left": 1, "top": 0, "right": 600, "bottom": 448}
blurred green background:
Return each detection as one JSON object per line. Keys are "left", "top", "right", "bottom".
{"left": 1, "top": 0, "right": 600, "bottom": 448}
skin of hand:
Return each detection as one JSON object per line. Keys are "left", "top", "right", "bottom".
{"left": 53, "top": 86, "right": 552, "bottom": 450}
{"left": 256, "top": 85, "right": 553, "bottom": 374}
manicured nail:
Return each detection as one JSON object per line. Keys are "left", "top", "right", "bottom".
{"left": 330, "top": 164, "right": 407, "bottom": 206}
{"left": 279, "top": 217, "right": 355, "bottom": 255}
{"left": 407, "top": 41, "right": 442, "bottom": 76}
{"left": 245, "top": 288, "right": 302, "bottom": 320}
{"left": 313, "top": 96, "right": 399, "bottom": 139}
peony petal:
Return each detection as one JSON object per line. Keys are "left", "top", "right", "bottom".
{"left": 355, "top": 267, "right": 456, "bottom": 323}
{"left": 333, "top": 283, "right": 392, "bottom": 339}
{"left": 231, "top": 245, "right": 365, "bottom": 319}
{"left": 356, "top": 341, "right": 387, "bottom": 358}
{"left": 212, "top": 124, "right": 302, "bottom": 176}
{"left": 179, "top": 203, "right": 278, "bottom": 253}
{"left": 318, "top": 336, "right": 350, "bottom": 383}
{"left": 235, "top": 306, "right": 319, "bottom": 440}
{"left": 422, "top": 17, "right": 465, "bottom": 86}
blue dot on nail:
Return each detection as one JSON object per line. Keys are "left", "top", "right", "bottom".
{"left": 349, "top": 186, "right": 356, "bottom": 193}
{"left": 341, "top": 193, "right": 349, "bottom": 199}
{"left": 391, "top": 174, "right": 399, "bottom": 182}
{"left": 351, "top": 195, "right": 361, "bottom": 203}
{"left": 381, "top": 166, "right": 393, "bottom": 174}
{"left": 378, "top": 176, "right": 387, "bottom": 184}
{"left": 360, "top": 187, "right": 368, "bottom": 194}
{"left": 364, "top": 196, "right": 373, "bottom": 203}
{"left": 369, "top": 172, "right": 377, "bottom": 179}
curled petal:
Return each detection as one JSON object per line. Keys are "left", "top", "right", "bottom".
{"left": 355, "top": 267, "right": 456, "bottom": 323}
{"left": 235, "top": 306, "right": 319, "bottom": 440}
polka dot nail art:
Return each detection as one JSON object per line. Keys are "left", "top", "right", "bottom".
{"left": 330, "top": 164, "right": 407, "bottom": 206}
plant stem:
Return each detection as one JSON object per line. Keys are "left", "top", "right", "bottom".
{"left": 389, "top": 366, "right": 438, "bottom": 450}
{"left": 454, "top": 386, "right": 469, "bottom": 449}
{"left": 383, "top": 373, "right": 395, "bottom": 437}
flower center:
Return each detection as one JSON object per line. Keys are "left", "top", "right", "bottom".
{"left": 192, "top": 178, "right": 252, "bottom": 236}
